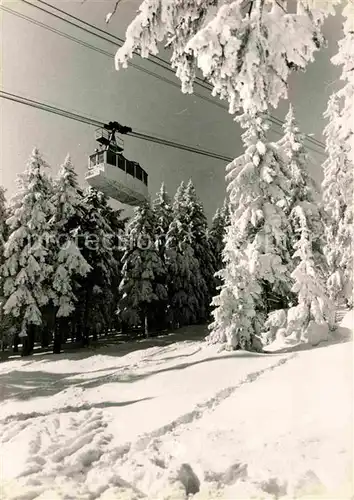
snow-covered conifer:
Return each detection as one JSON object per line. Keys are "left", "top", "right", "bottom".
{"left": 259, "top": 105, "right": 330, "bottom": 344}
{"left": 2, "top": 149, "right": 54, "bottom": 353}
{"left": 153, "top": 182, "right": 173, "bottom": 258}
{"left": 101, "top": 203, "right": 127, "bottom": 334}
{"left": 0, "top": 187, "right": 8, "bottom": 267}
{"left": 118, "top": 201, "right": 167, "bottom": 336}
{"left": 322, "top": 2, "right": 354, "bottom": 306}
{"left": 208, "top": 224, "right": 262, "bottom": 351}
{"left": 208, "top": 200, "right": 230, "bottom": 281}
{"left": 50, "top": 155, "right": 91, "bottom": 319}
{"left": 49, "top": 156, "right": 91, "bottom": 352}
{"left": 278, "top": 105, "right": 326, "bottom": 271}
{"left": 228, "top": 114, "right": 293, "bottom": 308}
{"left": 288, "top": 205, "right": 332, "bottom": 341}
{"left": 0, "top": 187, "right": 10, "bottom": 351}
{"left": 331, "top": 0, "right": 354, "bottom": 165}
{"left": 75, "top": 187, "right": 120, "bottom": 345}
{"left": 209, "top": 113, "right": 294, "bottom": 349}
{"left": 278, "top": 106, "right": 317, "bottom": 208}
{"left": 165, "top": 181, "right": 207, "bottom": 327}
{"left": 183, "top": 180, "right": 215, "bottom": 318}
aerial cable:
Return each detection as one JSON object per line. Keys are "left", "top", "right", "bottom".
{"left": 19, "top": 0, "right": 326, "bottom": 152}
{"left": 36, "top": 0, "right": 211, "bottom": 92}
{"left": 0, "top": 89, "right": 327, "bottom": 161}
{"left": 3, "top": 5, "right": 229, "bottom": 112}
{"left": 0, "top": 90, "right": 235, "bottom": 163}
{"left": 22, "top": 0, "right": 210, "bottom": 93}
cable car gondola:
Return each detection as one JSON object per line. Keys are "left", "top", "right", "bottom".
{"left": 85, "top": 122, "right": 149, "bottom": 206}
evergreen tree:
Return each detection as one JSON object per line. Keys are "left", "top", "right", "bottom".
{"left": 322, "top": 3, "right": 354, "bottom": 307}
{"left": 278, "top": 105, "right": 327, "bottom": 277}
{"left": 0, "top": 187, "right": 11, "bottom": 352}
{"left": 75, "top": 187, "right": 120, "bottom": 345}
{"left": 261, "top": 104, "right": 332, "bottom": 343}
{"left": 288, "top": 205, "right": 332, "bottom": 340}
{"left": 208, "top": 224, "right": 262, "bottom": 351}
{"left": 331, "top": 0, "right": 354, "bottom": 166}
{"left": 153, "top": 182, "right": 173, "bottom": 259}
{"left": 183, "top": 179, "right": 215, "bottom": 319}
{"left": 165, "top": 182, "right": 207, "bottom": 327}
{"left": 0, "top": 187, "right": 8, "bottom": 285}
{"left": 49, "top": 155, "right": 91, "bottom": 353}
{"left": 208, "top": 200, "right": 230, "bottom": 286}
{"left": 0, "top": 186, "right": 7, "bottom": 252}
{"left": 2, "top": 148, "right": 55, "bottom": 355}
{"left": 152, "top": 183, "right": 173, "bottom": 329}
{"left": 100, "top": 202, "right": 127, "bottom": 335}
{"left": 209, "top": 113, "right": 293, "bottom": 349}
{"left": 322, "top": 97, "right": 353, "bottom": 307}
{"left": 118, "top": 201, "right": 167, "bottom": 336}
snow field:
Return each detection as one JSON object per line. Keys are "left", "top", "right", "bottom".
{"left": 0, "top": 314, "right": 352, "bottom": 499}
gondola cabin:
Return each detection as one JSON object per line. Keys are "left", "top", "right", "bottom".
{"left": 85, "top": 125, "right": 149, "bottom": 206}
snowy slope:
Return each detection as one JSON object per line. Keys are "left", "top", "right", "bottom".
{"left": 0, "top": 318, "right": 352, "bottom": 500}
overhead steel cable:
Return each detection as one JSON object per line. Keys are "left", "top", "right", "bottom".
{"left": 2, "top": 5, "right": 230, "bottom": 113}
{"left": 35, "top": 0, "right": 212, "bottom": 91}
{"left": 0, "top": 90, "right": 235, "bottom": 163}
{"left": 19, "top": 0, "right": 326, "bottom": 153}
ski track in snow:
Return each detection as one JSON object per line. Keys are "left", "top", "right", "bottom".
{"left": 120, "top": 354, "right": 296, "bottom": 455}
{"left": 0, "top": 318, "right": 352, "bottom": 500}
{"left": 0, "top": 345, "right": 295, "bottom": 500}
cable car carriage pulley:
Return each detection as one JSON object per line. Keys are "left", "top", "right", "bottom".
{"left": 85, "top": 121, "right": 149, "bottom": 206}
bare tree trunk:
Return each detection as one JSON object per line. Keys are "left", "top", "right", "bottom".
{"left": 21, "top": 335, "right": 31, "bottom": 357}
{"left": 53, "top": 320, "right": 62, "bottom": 354}
{"left": 144, "top": 314, "right": 149, "bottom": 338}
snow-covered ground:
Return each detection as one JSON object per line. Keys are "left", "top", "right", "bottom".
{"left": 0, "top": 316, "right": 352, "bottom": 500}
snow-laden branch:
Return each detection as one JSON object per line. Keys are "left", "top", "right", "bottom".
{"left": 114, "top": 0, "right": 338, "bottom": 115}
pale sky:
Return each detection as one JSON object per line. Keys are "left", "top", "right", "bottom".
{"left": 0, "top": 0, "right": 344, "bottom": 219}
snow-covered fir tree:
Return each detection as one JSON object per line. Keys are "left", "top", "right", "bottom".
{"left": 153, "top": 182, "right": 173, "bottom": 259}
{"left": 278, "top": 106, "right": 317, "bottom": 210}
{"left": 260, "top": 104, "right": 331, "bottom": 343}
{"left": 322, "top": 2, "right": 354, "bottom": 307}
{"left": 118, "top": 201, "right": 167, "bottom": 336}
{"left": 2, "top": 149, "right": 55, "bottom": 355}
{"left": 288, "top": 205, "right": 332, "bottom": 341}
{"left": 183, "top": 180, "right": 215, "bottom": 319}
{"left": 0, "top": 187, "right": 10, "bottom": 351}
{"left": 165, "top": 181, "right": 207, "bottom": 327}
{"left": 278, "top": 105, "right": 327, "bottom": 274}
{"left": 50, "top": 155, "right": 91, "bottom": 319}
{"left": 208, "top": 113, "right": 294, "bottom": 349}
{"left": 208, "top": 200, "right": 230, "bottom": 285}
{"left": 116, "top": 0, "right": 330, "bottom": 114}
{"left": 0, "top": 186, "right": 8, "bottom": 270}
{"left": 208, "top": 224, "right": 262, "bottom": 351}
{"left": 331, "top": 0, "right": 354, "bottom": 166}
{"left": 49, "top": 155, "right": 91, "bottom": 353}
{"left": 75, "top": 187, "right": 121, "bottom": 345}
{"left": 152, "top": 183, "right": 173, "bottom": 329}
{"left": 101, "top": 202, "right": 127, "bottom": 334}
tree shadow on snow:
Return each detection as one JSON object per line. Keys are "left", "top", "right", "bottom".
{"left": 0, "top": 349, "right": 268, "bottom": 403}
{"left": 35, "top": 324, "right": 210, "bottom": 363}
{"left": 81, "top": 351, "right": 275, "bottom": 386}
{"left": 0, "top": 397, "right": 154, "bottom": 423}
{"left": 0, "top": 369, "right": 83, "bottom": 402}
